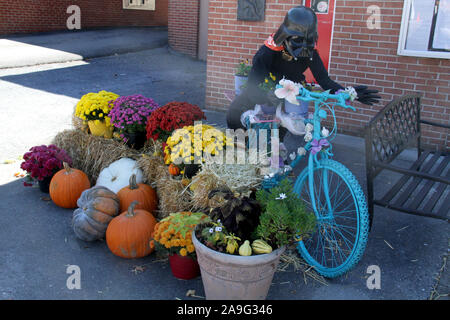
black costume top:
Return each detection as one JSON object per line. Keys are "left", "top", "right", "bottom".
{"left": 246, "top": 45, "right": 344, "bottom": 105}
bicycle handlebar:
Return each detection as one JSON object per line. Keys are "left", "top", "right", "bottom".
{"left": 296, "top": 87, "right": 356, "bottom": 111}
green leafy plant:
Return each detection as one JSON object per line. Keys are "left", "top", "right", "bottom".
{"left": 258, "top": 72, "right": 277, "bottom": 93}
{"left": 152, "top": 211, "right": 211, "bottom": 258}
{"left": 236, "top": 59, "right": 252, "bottom": 77}
{"left": 255, "top": 178, "right": 316, "bottom": 249}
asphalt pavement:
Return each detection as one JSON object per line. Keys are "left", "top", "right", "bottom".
{"left": 0, "top": 27, "right": 448, "bottom": 300}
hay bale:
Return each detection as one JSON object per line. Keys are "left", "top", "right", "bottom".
{"left": 189, "top": 162, "right": 263, "bottom": 211}
{"left": 137, "top": 154, "right": 166, "bottom": 185}
{"left": 71, "top": 104, "right": 87, "bottom": 131}
{"left": 51, "top": 129, "right": 140, "bottom": 184}
{"left": 155, "top": 176, "right": 192, "bottom": 219}
{"left": 136, "top": 140, "right": 165, "bottom": 184}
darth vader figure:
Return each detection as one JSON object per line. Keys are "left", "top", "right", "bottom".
{"left": 226, "top": 6, "right": 380, "bottom": 130}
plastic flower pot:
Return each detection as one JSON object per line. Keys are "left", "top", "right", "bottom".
{"left": 168, "top": 253, "right": 200, "bottom": 280}
{"left": 38, "top": 175, "right": 53, "bottom": 193}
{"left": 234, "top": 75, "right": 247, "bottom": 96}
{"left": 284, "top": 100, "right": 309, "bottom": 118}
{"left": 88, "top": 120, "right": 113, "bottom": 139}
{"left": 192, "top": 230, "right": 285, "bottom": 300}
{"left": 123, "top": 131, "right": 147, "bottom": 150}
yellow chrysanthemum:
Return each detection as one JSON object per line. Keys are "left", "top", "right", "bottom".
{"left": 179, "top": 248, "right": 187, "bottom": 256}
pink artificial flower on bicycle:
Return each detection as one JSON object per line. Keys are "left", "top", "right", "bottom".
{"left": 274, "top": 78, "right": 301, "bottom": 105}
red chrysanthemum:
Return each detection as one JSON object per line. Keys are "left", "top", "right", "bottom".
{"left": 146, "top": 101, "right": 206, "bottom": 142}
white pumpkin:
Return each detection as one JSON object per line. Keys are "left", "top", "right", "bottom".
{"left": 95, "top": 158, "right": 143, "bottom": 194}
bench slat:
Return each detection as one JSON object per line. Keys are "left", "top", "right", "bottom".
{"left": 423, "top": 172, "right": 450, "bottom": 213}
{"left": 407, "top": 155, "right": 449, "bottom": 210}
{"left": 393, "top": 152, "right": 441, "bottom": 207}
{"left": 437, "top": 192, "right": 450, "bottom": 218}
{"left": 379, "top": 151, "right": 430, "bottom": 203}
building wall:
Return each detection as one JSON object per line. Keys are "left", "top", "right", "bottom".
{"left": 205, "top": 0, "right": 449, "bottom": 150}
{"left": 0, "top": 0, "right": 168, "bottom": 35}
{"left": 168, "top": 0, "right": 200, "bottom": 58}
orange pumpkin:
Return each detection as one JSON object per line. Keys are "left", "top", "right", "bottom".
{"left": 106, "top": 201, "right": 157, "bottom": 259}
{"left": 50, "top": 162, "right": 91, "bottom": 209}
{"left": 117, "top": 174, "right": 158, "bottom": 213}
{"left": 168, "top": 163, "right": 180, "bottom": 176}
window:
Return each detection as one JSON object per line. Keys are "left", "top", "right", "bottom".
{"left": 123, "top": 0, "right": 155, "bottom": 11}
{"left": 398, "top": 0, "right": 450, "bottom": 59}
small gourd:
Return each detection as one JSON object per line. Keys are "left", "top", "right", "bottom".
{"left": 251, "top": 239, "right": 273, "bottom": 254}
{"left": 168, "top": 163, "right": 180, "bottom": 176}
{"left": 238, "top": 240, "right": 252, "bottom": 256}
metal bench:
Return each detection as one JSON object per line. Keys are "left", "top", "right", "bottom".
{"left": 365, "top": 93, "right": 449, "bottom": 223}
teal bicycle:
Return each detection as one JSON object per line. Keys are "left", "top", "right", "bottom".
{"left": 244, "top": 86, "right": 370, "bottom": 278}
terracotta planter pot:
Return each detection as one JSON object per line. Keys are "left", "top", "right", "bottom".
{"left": 168, "top": 253, "right": 200, "bottom": 280}
{"left": 88, "top": 120, "right": 113, "bottom": 139}
{"left": 192, "top": 231, "right": 285, "bottom": 300}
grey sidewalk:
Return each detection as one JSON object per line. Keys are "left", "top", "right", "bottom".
{"left": 0, "top": 27, "right": 168, "bottom": 69}
{"left": 0, "top": 28, "right": 448, "bottom": 300}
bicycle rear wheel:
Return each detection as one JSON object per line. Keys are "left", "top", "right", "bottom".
{"left": 294, "top": 159, "right": 369, "bottom": 278}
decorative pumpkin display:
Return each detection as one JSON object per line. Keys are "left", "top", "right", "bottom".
{"left": 49, "top": 162, "right": 91, "bottom": 209}
{"left": 72, "top": 186, "right": 120, "bottom": 241}
{"left": 106, "top": 201, "right": 157, "bottom": 259}
{"left": 96, "top": 158, "right": 143, "bottom": 194}
{"left": 117, "top": 174, "right": 158, "bottom": 213}
{"left": 168, "top": 163, "right": 180, "bottom": 176}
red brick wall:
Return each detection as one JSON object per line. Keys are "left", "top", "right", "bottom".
{"left": 0, "top": 0, "right": 168, "bottom": 35}
{"left": 205, "top": 0, "right": 449, "bottom": 151}
{"left": 168, "top": 0, "right": 200, "bottom": 58}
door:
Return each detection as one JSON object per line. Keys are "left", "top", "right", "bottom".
{"left": 303, "top": 0, "right": 336, "bottom": 83}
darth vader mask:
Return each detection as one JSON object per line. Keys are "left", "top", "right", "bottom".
{"left": 273, "top": 6, "right": 318, "bottom": 60}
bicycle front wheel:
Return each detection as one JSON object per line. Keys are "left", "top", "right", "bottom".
{"left": 294, "top": 159, "right": 369, "bottom": 278}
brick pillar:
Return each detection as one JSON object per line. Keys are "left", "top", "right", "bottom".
{"left": 168, "top": 0, "right": 200, "bottom": 58}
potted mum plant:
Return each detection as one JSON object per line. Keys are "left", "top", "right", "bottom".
{"left": 108, "top": 94, "right": 160, "bottom": 149}
{"left": 74, "top": 90, "right": 120, "bottom": 138}
{"left": 145, "top": 101, "right": 206, "bottom": 144}
{"left": 258, "top": 72, "right": 279, "bottom": 114}
{"left": 192, "top": 179, "right": 316, "bottom": 300}
{"left": 235, "top": 59, "right": 251, "bottom": 96}
{"left": 20, "top": 144, "right": 73, "bottom": 193}
{"left": 152, "top": 211, "right": 211, "bottom": 280}
{"left": 163, "top": 123, "right": 233, "bottom": 178}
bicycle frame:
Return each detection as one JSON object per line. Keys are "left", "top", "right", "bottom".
{"left": 261, "top": 87, "right": 355, "bottom": 191}
{"left": 247, "top": 87, "right": 369, "bottom": 277}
